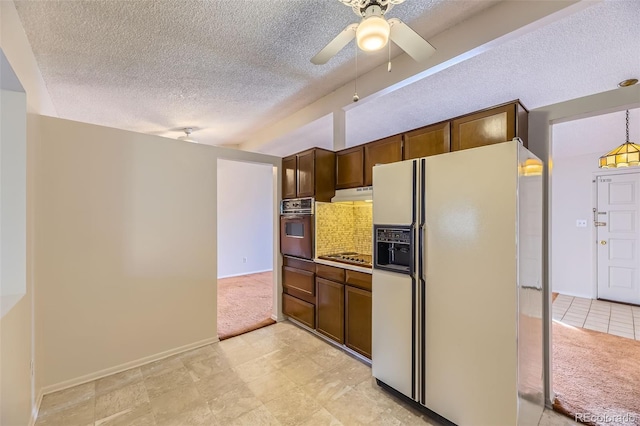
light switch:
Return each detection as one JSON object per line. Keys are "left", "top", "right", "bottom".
{"left": 576, "top": 220, "right": 587, "bottom": 228}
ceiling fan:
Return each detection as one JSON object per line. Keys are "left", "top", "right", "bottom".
{"left": 311, "top": 0, "right": 436, "bottom": 65}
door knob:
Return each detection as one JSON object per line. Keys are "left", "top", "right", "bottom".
{"left": 600, "top": 240, "right": 607, "bottom": 245}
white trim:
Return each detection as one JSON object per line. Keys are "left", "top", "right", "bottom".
{"left": 530, "top": 83, "right": 640, "bottom": 407}
{"left": 40, "top": 336, "right": 219, "bottom": 396}
{"left": 271, "top": 313, "right": 286, "bottom": 322}
{"left": 592, "top": 178, "right": 599, "bottom": 300}
{"left": 28, "top": 390, "right": 44, "bottom": 426}
{"left": 217, "top": 268, "right": 273, "bottom": 279}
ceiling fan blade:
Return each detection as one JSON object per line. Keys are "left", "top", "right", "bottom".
{"left": 311, "top": 23, "right": 358, "bottom": 65}
{"left": 388, "top": 18, "right": 436, "bottom": 63}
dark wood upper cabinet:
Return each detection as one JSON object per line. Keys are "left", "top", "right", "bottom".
{"left": 336, "top": 146, "right": 364, "bottom": 189}
{"left": 296, "top": 149, "right": 315, "bottom": 198}
{"left": 282, "top": 155, "right": 297, "bottom": 199}
{"left": 403, "top": 121, "right": 450, "bottom": 160}
{"left": 316, "top": 277, "right": 345, "bottom": 344}
{"left": 345, "top": 285, "right": 372, "bottom": 359}
{"left": 451, "top": 101, "right": 528, "bottom": 152}
{"left": 282, "top": 148, "right": 335, "bottom": 201}
{"left": 364, "top": 135, "right": 402, "bottom": 186}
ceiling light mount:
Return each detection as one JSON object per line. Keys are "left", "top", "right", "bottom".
{"left": 340, "top": 0, "right": 404, "bottom": 17}
{"left": 618, "top": 78, "right": 638, "bottom": 88}
{"left": 178, "top": 127, "right": 199, "bottom": 144}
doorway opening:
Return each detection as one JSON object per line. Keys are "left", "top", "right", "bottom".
{"left": 550, "top": 108, "right": 640, "bottom": 421}
{"left": 216, "top": 159, "right": 275, "bottom": 340}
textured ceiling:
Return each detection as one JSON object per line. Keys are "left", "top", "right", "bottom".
{"left": 13, "top": 0, "right": 496, "bottom": 145}
{"left": 343, "top": 0, "right": 640, "bottom": 147}
{"left": 553, "top": 108, "right": 640, "bottom": 159}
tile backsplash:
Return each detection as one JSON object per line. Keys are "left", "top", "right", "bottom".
{"left": 315, "top": 202, "right": 373, "bottom": 256}
{"left": 354, "top": 204, "right": 373, "bottom": 255}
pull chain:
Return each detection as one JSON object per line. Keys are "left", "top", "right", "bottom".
{"left": 388, "top": 38, "right": 392, "bottom": 72}
{"left": 626, "top": 110, "right": 630, "bottom": 142}
{"left": 353, "top": 41, "right": 359, "bottom": 102}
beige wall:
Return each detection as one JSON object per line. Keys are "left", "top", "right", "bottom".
{"left": 34, "top": 116, "right": 279, "bottom": 391}
{"left": 0, "top": 83, "right": 34, "bottom": 425}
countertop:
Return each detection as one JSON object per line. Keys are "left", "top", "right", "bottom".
{"left": 314, "top": 258, "right": 373, "bottom": 275}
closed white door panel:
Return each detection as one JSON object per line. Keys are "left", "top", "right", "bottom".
{"left": 597, "top": 173, "right": 640, "bottom": 304}
{"left": 372, "top": 269, "right": 414, "bottom": 398}
{"left": 373, "top": 160, "right": 415, "bottom": 226}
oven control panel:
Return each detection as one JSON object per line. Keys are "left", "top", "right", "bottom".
{"left": 281, "top": 197, "right": 314, "bottom": 215}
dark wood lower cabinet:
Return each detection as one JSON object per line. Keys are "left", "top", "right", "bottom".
{"left": 345, "top": 285, "right": 372, "bottom": 359}
{"left": 316, "top": 278, "right": 345, "bottom": 344}
{"left": 283, "top": 261, "right": 372, "bottom": 360}
{"left": 283, "top": 293, "right": 315, "bottom": 329}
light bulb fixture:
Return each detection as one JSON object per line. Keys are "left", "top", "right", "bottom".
{"left": 599, "top": 110, "right": 640, "bottom": 168}
{"left": 356, "top": 7, "right": 390, "bottom": 52}
{"left": 520, "top": 158, "right": 543, "bottom": 176}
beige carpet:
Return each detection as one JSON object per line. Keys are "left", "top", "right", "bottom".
{"left": 553, "top": 321, "right": 640, "bottom": 425}
{"left": 217, "top": 271, "right": 275, "bottom": 340}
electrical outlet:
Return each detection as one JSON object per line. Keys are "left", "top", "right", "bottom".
{"left": 576, "top": 219, "right": 587, "bottom": 228}
{"left": 242, "top": 257, "right": 247, "bottom": 263}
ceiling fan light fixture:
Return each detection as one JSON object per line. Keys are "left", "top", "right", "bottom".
{"left": 356, "top": 15, "right": 390, "bottom": 52}
{"left": 178, "top": 127, "right": 199, "bottom": 144}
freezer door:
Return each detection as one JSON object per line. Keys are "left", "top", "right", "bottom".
{"left": 373, "top": 160, "right": 416, "bottom": 226}
{"left": 372, "top": 269, "right": 414, "bottom": 399}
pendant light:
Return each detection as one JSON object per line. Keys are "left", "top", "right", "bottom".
{"left": 598, "top": 110, "right": 640, "bottom": 168}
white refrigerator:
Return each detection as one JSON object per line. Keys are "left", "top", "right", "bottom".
{"left": 372, "top": 140, "right": 545, "bottom": 426}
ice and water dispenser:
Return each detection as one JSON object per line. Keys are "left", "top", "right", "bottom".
{"left": 373, "top": 225, "right": 413, "bottom": 275}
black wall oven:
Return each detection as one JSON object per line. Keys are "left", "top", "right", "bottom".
{"left": 280, "top": 198, "right": 314, "bottom": 260}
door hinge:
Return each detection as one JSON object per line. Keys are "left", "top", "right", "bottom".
{"left": 595, "top": 222, "right": 607, "bottom": 227}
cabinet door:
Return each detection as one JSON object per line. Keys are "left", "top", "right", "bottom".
{"left": 316, "top": 278, "right": 344, "bottom": 343}
{"left": 296, "top": 149, "right": 315, "bottom": 198}
{"left": 364, "top": 135, "right": 402, "bottom": 186}
{"left": 345, "top": 285, "right": 372, "bottom": 358}
{"left": 336, "top": 146, "right": 364, "bottom": 189}
{"left": 403, "top": 122, "right": 450, "bottom": 160}
{"left": 451, "top": 103, "right": 516, "bottom": 151}
{"left": 282, "top": 155, "right": 297, "bottom": 199}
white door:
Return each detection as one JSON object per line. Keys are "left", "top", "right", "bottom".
{"left": 596, "top": 173, "right": 640, "bottom": 304}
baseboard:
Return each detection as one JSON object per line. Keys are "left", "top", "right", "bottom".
{"left": 41, "top": 336, "right": 219, "bottom": 396}
{"left": 271, "top": 313, "right": 286, "bottom": 322}
{"left": 218, "top": 269, "right": 273, "bottom": 279}
{"left": 551, "top": 290, "right": 594, "bottom": 300}
{"left": 28, "top": 390, "right": 44, "bottom": 426}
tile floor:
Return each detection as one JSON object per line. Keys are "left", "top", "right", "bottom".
{"left": 553, "top": 294, "right": 640, "bottom": 340}
{"left": 35, "top": 321, "right": 575, "bottom": 426}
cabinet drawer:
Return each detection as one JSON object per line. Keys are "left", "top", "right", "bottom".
{"left": 345, "top": 270, "right": 372, "bottom": 291}
{"left": 283, "top": 294, "right": 315, "bottom": 329}
{"left": 283, "top": 266, "right": 315, "bottom": 303}
{"left": 316, "top": 264, "right": 345, "bottom": 282}
{"left": 284, "top": 256, "right": 315, "bottom": 272}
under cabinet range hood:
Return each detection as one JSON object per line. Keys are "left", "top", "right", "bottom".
{"left": 331, "top": 186, "right": 373, "bottom": 203}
